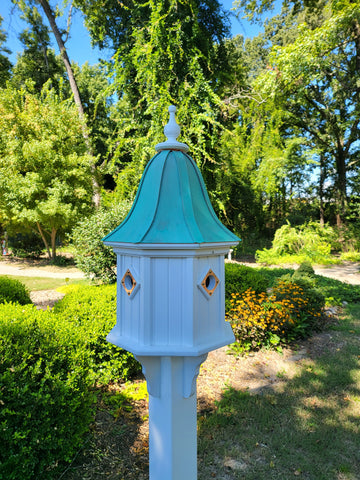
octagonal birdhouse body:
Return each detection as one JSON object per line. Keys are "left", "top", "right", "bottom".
{"left": 103, "top": 105, "right": 239, "bottom": 358}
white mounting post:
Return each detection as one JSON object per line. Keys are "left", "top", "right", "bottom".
{"left": 136, "top": 354, "right": 207, "bottom": 480}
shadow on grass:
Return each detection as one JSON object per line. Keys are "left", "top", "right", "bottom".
{"left": 198, "top": 315, "right": 360, "bottom": 480}
{"left": 58, "top": 384, "right": 149, "bottom": 480}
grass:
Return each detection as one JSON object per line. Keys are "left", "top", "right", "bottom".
{"left": 3, "top": 275, "right": 89, "bottom": 291}
{"left": 58, "top": 305, "right": 360, "bottom": 480}
{"left": 198, "top": 305, "right": 360, "bottom": 480}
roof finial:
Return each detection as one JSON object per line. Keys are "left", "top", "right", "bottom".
{"left": 155, "top": 105, "right": 189, "bottom": 153}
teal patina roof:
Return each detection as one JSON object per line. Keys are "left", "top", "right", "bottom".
{"left": 103, "top": 149, "right": 239, "bottom": 245}
{"left": 103, "top": 105, "right": 239, "bottom": 245}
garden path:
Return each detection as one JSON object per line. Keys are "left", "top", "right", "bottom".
{"left": 239, "top": 260, "right": 360, "bottom": 285}
{"left": 0, "top": 257, "right": 85, "bottom": 278}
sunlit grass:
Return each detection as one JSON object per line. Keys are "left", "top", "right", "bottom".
{"left": 2, "top": 275, "right": 89, "bottom": 291}
{"left": 198, "top": 306, "right": 360, "bottom": 480}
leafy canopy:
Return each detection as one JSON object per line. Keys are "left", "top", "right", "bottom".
{"left": 0, "top": 83, "right": 94, "bottom": 258}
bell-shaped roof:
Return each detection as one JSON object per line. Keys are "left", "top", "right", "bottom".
{"left": 103, "top": 106, "right": 239, "bottom": 245}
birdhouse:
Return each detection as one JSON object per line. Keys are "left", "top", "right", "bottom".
{"left": 103, "top": 106, "right": 239, "bottom": 357}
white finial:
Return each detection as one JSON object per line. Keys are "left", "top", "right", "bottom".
{"left": 155, "top": 105, "right": 189, "bottom": 153}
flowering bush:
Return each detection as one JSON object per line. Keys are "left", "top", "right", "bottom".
{"left": 227, "top": 280, "right": 325, "bottom": 354}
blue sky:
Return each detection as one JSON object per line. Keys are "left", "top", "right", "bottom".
{"left": 0, "top": 0, "right": 280, "bottom": 66}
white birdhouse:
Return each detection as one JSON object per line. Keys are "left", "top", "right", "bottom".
{"left": 103, "top": 105, "right": 239, "bottom": 480}
{"left": 103, "top": 105, "right": 239, "bottom": 357}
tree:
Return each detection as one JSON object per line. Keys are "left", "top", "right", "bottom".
{"left": 12, "top": 0, "right": 101, "bottom": 206}
{"left": 0, "top": 16, "right": 12, "bottom": 87}
{"left": 10, "top": 2, "right": 65, "bottom": 92}
{"left": 93, "top": 0, "right": 234, "bottom": 200}
{"left": 0, "top": 84, "right": 94, "bottom": 259}
{"left": 71, "top": 62, "right": 115, "bottom": 164}
{"left": 233, "top": 0, "right": 326, "bottom": 22}
{"left": 255, "top": 2, "right": 360, "bottom": 225}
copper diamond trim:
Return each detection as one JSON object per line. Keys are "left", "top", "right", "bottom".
{"left": 201, "top": 269, "right": 219, "bottom": 296}
{"left": 121, "top": 269, "right": 137, "bottom": 296}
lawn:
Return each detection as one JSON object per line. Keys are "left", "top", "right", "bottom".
{"left": 3, "top": 275, "right": 88, "bottom": 291}
{"left": 58, "top": 305, "right": 360, "bottom": 480}
{"left": 198, "top": 305, "right": 360, "bottom": 480}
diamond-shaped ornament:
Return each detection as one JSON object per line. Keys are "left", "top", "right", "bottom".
{"left": 201, "top": 269, "right": 219, "bottom": 296}
{"left": 121, "top": 269, "right": 137, "bottom": 296}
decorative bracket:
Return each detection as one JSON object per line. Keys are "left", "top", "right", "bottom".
{"left": 135, "top": 355, "right": 208, "bottom": 399}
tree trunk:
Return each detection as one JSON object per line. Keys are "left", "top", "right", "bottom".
{"left": 319, "top": 154, "right": 325, "bottom": 226}
{"left": 335, "top": 150, "right": 347, "bottom": 228}
{"left": 37, "top": 222, "right": 51, "bottom": 259}
{"left": 37, "top": 0, "right": 101, "bottom": 208}
{"left": 51, "top": 227, "right": 57, "bottom": 259}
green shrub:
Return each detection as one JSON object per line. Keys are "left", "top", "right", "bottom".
{"left": 296, "top": 261, "right": 315, "bottom": 277}
{"left": 340, "top": 250, "right": 360, "bottom": 262}
{"left": 71, "top": 202, "right": 131, "bottom": 284}
{"left": 225, "top": 263, "right": 268, "bottom": 311}
{"left": 53, "top": 284, "right": 141, "bottom": 384}
{"left": 255, "top": 266, "right": 295, "bottom": 287}
{"left": 256, "top": 221, "right": 337, "bottom": 265}
{"left": 0, "top": 303, "right": 95, "bottom": 480}
{"left": 274, "top": 276, "right": 326, "bottom": 336}
{"left": 0, "top": 276, "right": 32, "bottom": 305}
{"left": 9, "top": 232, "right": 44, "bottom": 258}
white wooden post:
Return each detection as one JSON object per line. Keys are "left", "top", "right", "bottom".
{"left": 137, "top": 355, "right": 207, "bottom": 480}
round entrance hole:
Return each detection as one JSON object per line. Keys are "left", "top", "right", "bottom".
{"left": 124, "top": 274, "right": 134, "bottom": 292}
{"left": 205, "top": 274, "right": 216, "bottom": 291}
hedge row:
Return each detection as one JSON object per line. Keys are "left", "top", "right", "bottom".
{"left": 0, "top": 304, "right": 94, "bottom": 480}
{"left": 0, "top": 282, "right": 141, "bottom": 480}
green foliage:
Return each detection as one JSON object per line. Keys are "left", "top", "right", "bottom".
{"left": 314, "top": 276, "right": 360, "bottom": 307}
{"left": 0, "top": 83, "right": 94, "bottom": 259}
{"left": 295, "top": 261, "right": 315, "bottom": 277}
{"left": 53, "top": 284, "right": 141, "bottom": 384}
{"left": 255, "top": 1, "right": 360, "bottom": 222}
{"left": 10, "top": 1, "right": 65, "bottom": 93}
{"left": 340, "top": 250, "right": 360, "bottom": 262}
{"left": 256, "top": 222, "right": 338, "bottom": 264}
{"left": 104, "top": 0, "right": 233, "bottom": 198}
{"left": 9, "top": 232, "right": 44, "bottom": 258}
{"left": 0, "top": 15, "right": 12, "bottom": 87}
{"left": 225, "top": 263, "right": 360, "bottom": 310}
{"left": 71, "top": 201, "right": 131, "bottom": 283}
{"left": 0, "top": 276, "right": 32, "bottom": 305}
{"left": 275, "top": 275, "right": 325, "bottom": 336}
{"left": 225, "top": 262, "right": 268, "bottom": 311}
{"left": 256, "top": 266, "right": 295, "bottom": 286}
{"left": 72, "top": 62, "right": 114, "bottom": 161}
{"left": 0, "top": 282, "right": 142, "bottom": 478}
{"left": 0, "top": 303, "right": 95, "bottom": 480}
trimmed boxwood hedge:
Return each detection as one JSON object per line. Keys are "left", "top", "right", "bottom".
{"left": 0, "top": 276, "right": 32, "bottom": 305}
{"left": 0, "top": 303, "right": 95, "bottom": 480}
{"left": 53, "top": 284, "right": 141, "bottom": 384}
{"left": 0, "top": 284, "right": 142, "bottom": 479}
